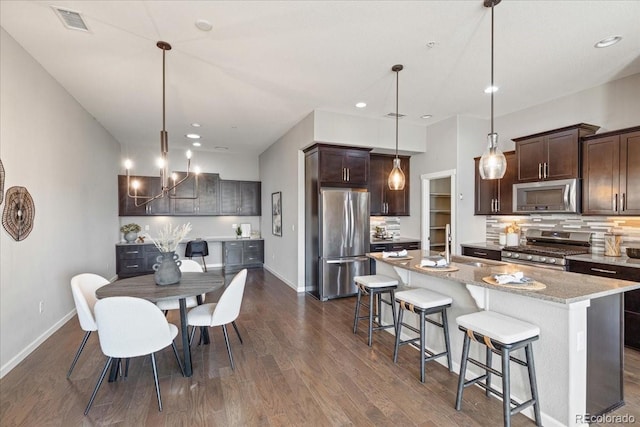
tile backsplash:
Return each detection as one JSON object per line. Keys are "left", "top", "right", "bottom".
{"left": 486, "top": 215, "right": 640, "bottom": 254}
{"left": 370, "top": 216, "right": 401, "bottom": 237}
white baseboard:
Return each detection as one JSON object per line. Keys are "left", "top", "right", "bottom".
{"left": 0, "top": 309, "right": 77, "bottom": 379}
{"left": 262, "top": 265, "right": 301, "bottom": 292}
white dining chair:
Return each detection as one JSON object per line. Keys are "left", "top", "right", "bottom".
{"left": 156, "top": 259, "right": 204, "bottom": 313}
{"left": 187, "top": 269, "right": 247, "bottom": 370}
{"left": 84, "top": 296, "right": 183, "bottom": 415}
{"left": 67, "top": 273, "right": 110, "bottom": 378}
{"left": 157, "top": 260, "right": 244, "bottom": 344}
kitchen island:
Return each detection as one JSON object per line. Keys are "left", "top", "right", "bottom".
{"left": 369, "top": 251, "right": 640, "bottom": 427}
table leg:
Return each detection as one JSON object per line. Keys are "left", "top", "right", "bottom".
{"left": 179, "top": 298, "right": 192, "bottom": 377}
{"left": 196, "top": 294, "right": 211, "bottom": 345}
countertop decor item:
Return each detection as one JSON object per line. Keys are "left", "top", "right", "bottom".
{"left": 120, "top": 223, "right": 141, "bottom": 243}
{"left": 388, "top": 64, "right": 406, "bottom": 190}
{"left": 478, "top": 0, "right": 507, "bottom": 180}
{"left": 2, "top": 186, "right": 35, "bottom": 241}
{"left": 626, "top": 247, "right": 640, "bottom": 259}
{"left": 122, "top": 41, "right": 199, "bottom": 208}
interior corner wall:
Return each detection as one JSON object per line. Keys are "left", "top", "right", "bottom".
{"left": 259, "top": 112, "right": 314, "bottom": 291}
{"left": 0, "top": 28, "right": 121, "bottom": 376}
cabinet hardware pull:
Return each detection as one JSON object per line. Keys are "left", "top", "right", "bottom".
{"left": 497, "top": 199, "right": 500, "bottom": 212}
{"left": 622, "top": 193, "right": 626, "bottom": 211}
{"left": 544, "top": 162, "right": 549, "bottom": 179}
{"left": 613, "top": 193, "right": 618, "bottom": 212}
{"left": 591, "top": 268, "right": 616, "bottom": 275}
{"left": 128, "top": 264, "right": 139, "bottom": 268}
{"left": 347, "top": 168, "right": 350, "bottom": 181}
{"left": 538, "top": 163, "right": 542, "bottom": 180}
{"left": 473, "top": 251, "right": 488, "bottom": 256}
{"left": 126, "top": 251, "right": 139, "bottom": 254}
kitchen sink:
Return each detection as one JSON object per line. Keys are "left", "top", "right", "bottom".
{"left": 464, "top": 261, "right": 492, "bottom": 268}
{"left": 450, "top": 256, "right": 504, "bottom": 268}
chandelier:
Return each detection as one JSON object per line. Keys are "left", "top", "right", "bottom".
{"left": 478, "top": 0, "right": 507, "bottom": 180}
{"left": 124, "top": 41, "right": 199, "bottom": 206}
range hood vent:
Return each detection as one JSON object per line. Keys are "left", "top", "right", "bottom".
{"left": 52, "top": 7, "right": 89, "bottom": 32}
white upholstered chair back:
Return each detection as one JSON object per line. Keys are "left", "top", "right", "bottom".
{"left": 210, "top": 269, "right": 247, "bottom": 327}
{"left": 70, "top": 273, "right": 110, "bottom": 332}
{"left": 179, "top": 259, "right": 203, "bottom": 272}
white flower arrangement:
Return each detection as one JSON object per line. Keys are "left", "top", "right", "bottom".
{"left": 147, "top": 223, "right": 192, "bottom": 253}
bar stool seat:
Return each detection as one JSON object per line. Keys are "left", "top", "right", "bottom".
{"left": 455, "top": 310, "right": 542, "bottom": 427}
{"left": 353, "top": 275, "right": 398, "bottom": 347}
{"left": 393, "top": 288, "right": 453, "bottom": 382}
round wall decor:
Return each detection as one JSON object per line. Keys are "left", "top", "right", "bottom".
{"left": 0, "top": 159, "right": 5, "bottom": 205}
{"left": 2, "top": 186, "right": 35, "bottom": 241}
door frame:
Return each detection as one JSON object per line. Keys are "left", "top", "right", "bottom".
{"left": 421, "top": 169, "right": 457, "bottom": 254}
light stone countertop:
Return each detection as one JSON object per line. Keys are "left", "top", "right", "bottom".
{"left": 370, "top": 236, "right": 421, "bottom": 244}
{"left": 566, "top": 253, "right": 640, "bottom": 269}
{"left": 116, "top": 236, "right": 263, "bottom": 246}
{"left": 369, "top": 250, "right": 640, "bottom": 305}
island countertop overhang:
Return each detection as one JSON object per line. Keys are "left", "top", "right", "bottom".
{"left": 368, "top": 250, "right": 640, "bottom": 305}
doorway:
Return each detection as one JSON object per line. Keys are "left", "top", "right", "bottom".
{"left": 421, "top": 170, "right": 456, "bottom": 254}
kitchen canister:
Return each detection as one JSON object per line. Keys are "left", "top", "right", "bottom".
{"left": 506, "top": 232, "right": 519, "bottom": 247}
{"left": 499, "top": 233, "right": 507, "bottom": 246}
{"left": 604, "top": 233, "right": 622, "bottom": 256}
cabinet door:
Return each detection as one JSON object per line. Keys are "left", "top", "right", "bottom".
{"left": 516, "top": 136, "right": 545, "bottom": 182}
{"left": 582, "top": 135, "right": 620, "bottom": 215}
{"left": 239, "top": 181, "right": 261, "bottom": 216}
{"left": 197, "top": 173, "right": 220, "bottom": 215}
{"left": 318, "top": 149, "right": 347, "bottom": 184}
{"left": 224, "top": 241, "right": 243, "bottom": 267}
{"left": 621, "top": 131, "right": 640, "bottom": 214}
{"left": 496, "top": 151, "right": 517, "bottom": 214}
{"left": 118, "top": 175, "right": 148, "bottom": 216}
{"left": 368, "top": 156, "right": 386, "bottom": 215}
{"left": 344, "top": 150, "right": 369, "bottom": 186}
{"left": 546, "top": 129, "right": 579, "bottom": 180}
{"left": 219, "top": 181, "right": 240, "bottom": 215}
{"left": 243, "top": 240, "right": 264, "bottom": 265}
{"left": 146, "top": 177, "right": 171, "bottom": 215}
{"left": 172, "top": 172, "right": 197, "bottom": 215}
{"left": 386, "top": 156, "right": 409, "bottom": 215}
{"left": 474, "top": 158, "right": 497, "bottom": 215}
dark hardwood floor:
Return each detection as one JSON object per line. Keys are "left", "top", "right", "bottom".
{"left": 1, "top": 269, "right": 638, "bottom": 426}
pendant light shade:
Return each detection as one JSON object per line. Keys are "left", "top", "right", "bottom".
{"left": 478, "top": 0, "right": 507, "bottom": 180}
{"left": 388, "top": 64, "right": 405, "bottom": 190}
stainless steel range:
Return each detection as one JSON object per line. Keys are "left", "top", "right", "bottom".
{"left": 501, "top": 229, "right": 592, "bottom": 270}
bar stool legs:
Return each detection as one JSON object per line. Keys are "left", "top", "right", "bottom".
{"left": 352, "top": 275, "right": 399, "bottom": 347}
{"left": 455, "top": 311, "right": 542, "bottom": 427}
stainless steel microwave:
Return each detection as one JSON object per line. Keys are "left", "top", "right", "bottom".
{"left": 513, "top": 178, "right": 579, "bottom": 213}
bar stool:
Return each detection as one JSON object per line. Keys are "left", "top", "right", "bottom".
{"left": 185, "top": 240, "right": 209, "bottom": 272}
{"left": 455, "top": 310, "right": 542, "bottom": 427}
{"left": 352, "top": 275, "right": 398, "bottom": 346}
{"left": 393, "top": 288, "right": 453, "bottom": 382}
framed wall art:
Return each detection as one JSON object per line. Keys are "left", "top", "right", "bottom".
{"left": 272, "top": 191, "right": 282, "bottom": 237}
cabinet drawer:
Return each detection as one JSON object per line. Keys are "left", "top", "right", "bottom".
{"left": 625, "top": 289, "right": 640, "bottom": 313}
{"left": 117, "top": 246, "right": 144, "bottom": 259}
{"left": 119, "top": 259, "right": 146, "bottom": 274}
{"left": 567, "top": 260, "right": 640, "bottom": 282}
{"left": 404, "top": 242, "right": 421, "bottom": 250}
{"left": 461, "top": 246, "right": 502, "bottom": 261}
{"left": 370, "top": 243, "right": 389, "bottom": 252}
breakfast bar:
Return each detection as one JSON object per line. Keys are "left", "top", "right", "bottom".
{"left": 369, "top": 251, "right": 640, "bottom": 427}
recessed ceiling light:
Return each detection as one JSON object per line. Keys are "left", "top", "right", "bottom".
{"left": 594, "top": 35, "right": 622, "bottom": 48}
{"left": 195, "top": 19, "right": 213, "bottom": 32}
{"left": 421, "top": 114, "right": 432, "bottom": 119}
{"left": 185, "top": 133, "right": 200, "bottom": 139}
{"left": 355, "top": 102, "right": 367, "bottom": 108}
{"left": 191, "top": 123, "right": 201, "bottom": 128}
{"left": 215, "top": 146, "right": 229, "bottom": 150}
{"left": 426, "top": 41, "right": 436, "bottom": 49}
{"left": 192, "top": 142, "right": 201, "bottom": 147}
{"left": 484, "top": 85, "right": 499, "bottom": 94}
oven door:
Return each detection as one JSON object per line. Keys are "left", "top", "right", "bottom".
{"left": 501, "top": 257, "right": 566, "bottom": 271}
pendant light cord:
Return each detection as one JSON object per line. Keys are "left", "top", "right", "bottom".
{"left": 490, "top": 0, "right": 494, "bottom": 136}
{"left": 395, "top": 67, "right": 399, "bottom": 159}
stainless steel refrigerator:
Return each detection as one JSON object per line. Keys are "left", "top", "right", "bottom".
{"left": 306, "top": 188, "right": 370, "bottom": 301}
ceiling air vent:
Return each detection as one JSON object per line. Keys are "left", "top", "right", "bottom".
{"left": 386, "top": 112, "right": 406, "bottom": 118}
{"left": 52, "top": 7, "right": 89, "bottom": 32}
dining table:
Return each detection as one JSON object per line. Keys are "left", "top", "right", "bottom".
{"left": 96, "top": 271, "right": 225, "bottom": 377}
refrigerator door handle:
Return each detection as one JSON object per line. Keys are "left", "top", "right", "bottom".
{"left": 326, "top": 257, "right": 369, "bottom": 264}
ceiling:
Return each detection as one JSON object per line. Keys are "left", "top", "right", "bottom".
{"left": 1, "top": 1, "right": 639, "bottom": 156}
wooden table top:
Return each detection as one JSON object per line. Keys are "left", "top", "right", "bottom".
{"left": 96, "top": 272, "right": 225, "bottom": 302}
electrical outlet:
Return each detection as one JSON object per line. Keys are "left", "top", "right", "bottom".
{"left": 39, "top": 301, "right": 44, "bottom": 314}
{"left": 144, "top": 225, "right": 149, "bottom": 231}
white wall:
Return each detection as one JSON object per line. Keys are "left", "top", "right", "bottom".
{"left": 0, "top": 29, "right": 121, "bottom": 376}
{"left": 259, "top": 113, "right": 314, "bottom": 290}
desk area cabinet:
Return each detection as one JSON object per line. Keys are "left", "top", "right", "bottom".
{"left": 223, "top": 239, "right": 264, "bottom": 273}
{"left": 116, "top": 243, "right": 161, "bottom": 278}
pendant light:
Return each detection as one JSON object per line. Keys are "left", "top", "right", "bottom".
{"left": 388, "top": 64, "right": 405, "bottom": 190}
{"left": 124, "top": 41, "right": 199, "bottom": 206}
{"left": 478, "top": 0, "right": 507, "bottom": 180}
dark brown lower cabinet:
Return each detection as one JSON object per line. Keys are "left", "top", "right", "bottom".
{"left": 116, "top": 244, "right": 161, "bottom": 278}
{"left": 460, "top": 245, "right": 502, "bottom": 261}
{"left": 223, "top": 239, "right": 264, "bottom": 273}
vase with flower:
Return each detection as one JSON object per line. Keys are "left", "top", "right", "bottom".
{"left": 147, "top": 223, "right": 192, "bottom": 285}
{"left": 120, "top": 223, "right": 141, "bottom": 243}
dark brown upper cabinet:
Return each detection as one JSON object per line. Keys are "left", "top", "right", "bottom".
{"left": 514, "top": 124, "right": 599, "bottom": 182}
{"left": 305, "top": 144, "right": 370, "bottom": 187}
{"left": 118, "top": 175, "right": 170, "bottom": 216}
{"left": 582, "top": 126, "right": 640, "bottom": 215}
{"left": 369, "top": 154, "right": 410, "bottom": 216}
{"left": 219, "top": 180, "right": 261, "bottom": 216}
{"left": 474, "top": 151, "right": 517, "bottom": 215}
